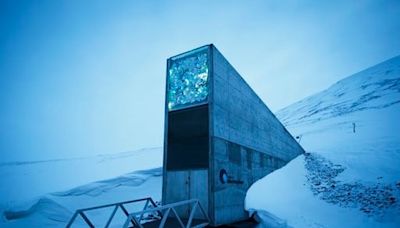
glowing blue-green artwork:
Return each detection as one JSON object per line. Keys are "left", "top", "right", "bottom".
{"left": 167, "top": 51, "right": 209, "bottom": 111}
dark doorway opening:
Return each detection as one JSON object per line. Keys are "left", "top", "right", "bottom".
{"left": 166, "top": 104, "right": 209, "bottom": 170}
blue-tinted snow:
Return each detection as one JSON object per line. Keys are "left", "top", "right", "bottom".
{"left": 246, "top": 56, "right": 400, "bottom": 227}
{"left": 0, "top": 148, "right": 163, "bottom": 227}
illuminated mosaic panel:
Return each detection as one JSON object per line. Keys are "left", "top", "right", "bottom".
{"left": 167, "top": 50, "right": 209, "bottom": 111}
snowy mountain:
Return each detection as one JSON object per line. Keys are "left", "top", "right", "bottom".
{"left": 246, "top": 56, "right": 400, "bottom": 227}
{"left": 1, "top": 56, "right": 400, "bottom": 228}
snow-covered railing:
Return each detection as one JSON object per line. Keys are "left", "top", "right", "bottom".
{"left": 66, "top": 197, "right": 160, "bottom": 228}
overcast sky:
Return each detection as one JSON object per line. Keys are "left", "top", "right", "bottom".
{"left": 1, "top": 0, "right": 399, "bottom": 162}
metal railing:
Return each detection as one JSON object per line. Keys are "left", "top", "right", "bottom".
{"left": 123, "top": 199, "right": 210, "bottom": 228}
{"left": 66, "top": 197, "right": 160, "bottom": 228}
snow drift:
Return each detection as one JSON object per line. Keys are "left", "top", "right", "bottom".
{"left": 246, "top": 56, "right": 400, "bottom": 227}
{"left": 0, "top": 148, "right": 163, "bottom": 227}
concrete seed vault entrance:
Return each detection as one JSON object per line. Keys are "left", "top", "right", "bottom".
{"left": 162, "top": 44, "right": 304, "bottom": 226}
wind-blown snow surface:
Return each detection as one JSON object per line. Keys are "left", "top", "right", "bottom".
{"left": 246, "top": 56, "right": 400, "bottom": 227}
{"left": 0, "top": 148, "right": 163, "bottom": 227}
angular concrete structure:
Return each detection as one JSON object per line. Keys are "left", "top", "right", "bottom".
{"left": 162, "top": 44, "right": 304, "bottom": 226}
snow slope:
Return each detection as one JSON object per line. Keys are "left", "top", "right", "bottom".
{"left": 246, "top": 56, "right": 400, "bottom": 227}
{"left": 0, "top": 147, "right": 162, "bottom": 203}
{"left": 0, "top": 148, "right": 163, "bottom": 227}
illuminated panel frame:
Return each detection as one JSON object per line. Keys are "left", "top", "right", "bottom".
{"left": 166, "top": 46, "right": 210, "bottom": 112}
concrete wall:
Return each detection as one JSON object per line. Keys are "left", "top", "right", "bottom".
{"left": 162, "top": 44, "right": 304, "bottom": 226}
{"left": 211, "top": 45, "right": 303, "bottom": 160}
{"left": 209, "top": 45, "right": 304, "bottom": 225}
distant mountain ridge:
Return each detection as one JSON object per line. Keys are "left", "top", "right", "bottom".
{"left": 276, "top": 55, "right": 400, "bottom": 127}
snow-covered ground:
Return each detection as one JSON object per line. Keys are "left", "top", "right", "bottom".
{"left": 0, "top": 148, "right": 163, "bottom": 227}
{"left": 1, "top": 56, "right": 399, "bottom": 227}
{"left": 246, "top": 56, "right": 400, "bottom": 227}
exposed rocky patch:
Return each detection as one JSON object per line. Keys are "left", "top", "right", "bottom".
{"left": 304, "top": 153, "right": 400, "bottom": 217}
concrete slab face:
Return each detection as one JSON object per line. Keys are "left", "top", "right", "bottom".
{"left": 210, "top": 45, "right": 304, "bottom": 160}
{"left": 208, "top": 45, "right": 304, "bottom": 225}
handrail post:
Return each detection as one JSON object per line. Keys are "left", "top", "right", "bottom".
{"left": 66, "top": 211, "right": 79, "bottom": 228}
{"left": 120, "top": 204, "right": 139, "bottom": 227}
{"left": 197, "top": 200, "right": 210, "bottom": 222}
{"left": 186, "top": 201, "right": 198, "bottom": 228}
{"left": 79, "top": 211, "right": 95, "bottom": 228}
{"left": 149, "top": 198, "right": 163, "bottom": 218}
{"left": 137, "top": 198, "right": 150, "bottom": 222}
{"left": 159, "top": 208, "right": 171, "bottom": 227}
{"left": 170, "top": 207, "right": 185, "bottom": 228}
{"left": 104, "top": 205, "right": 118, "bottom": 228}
